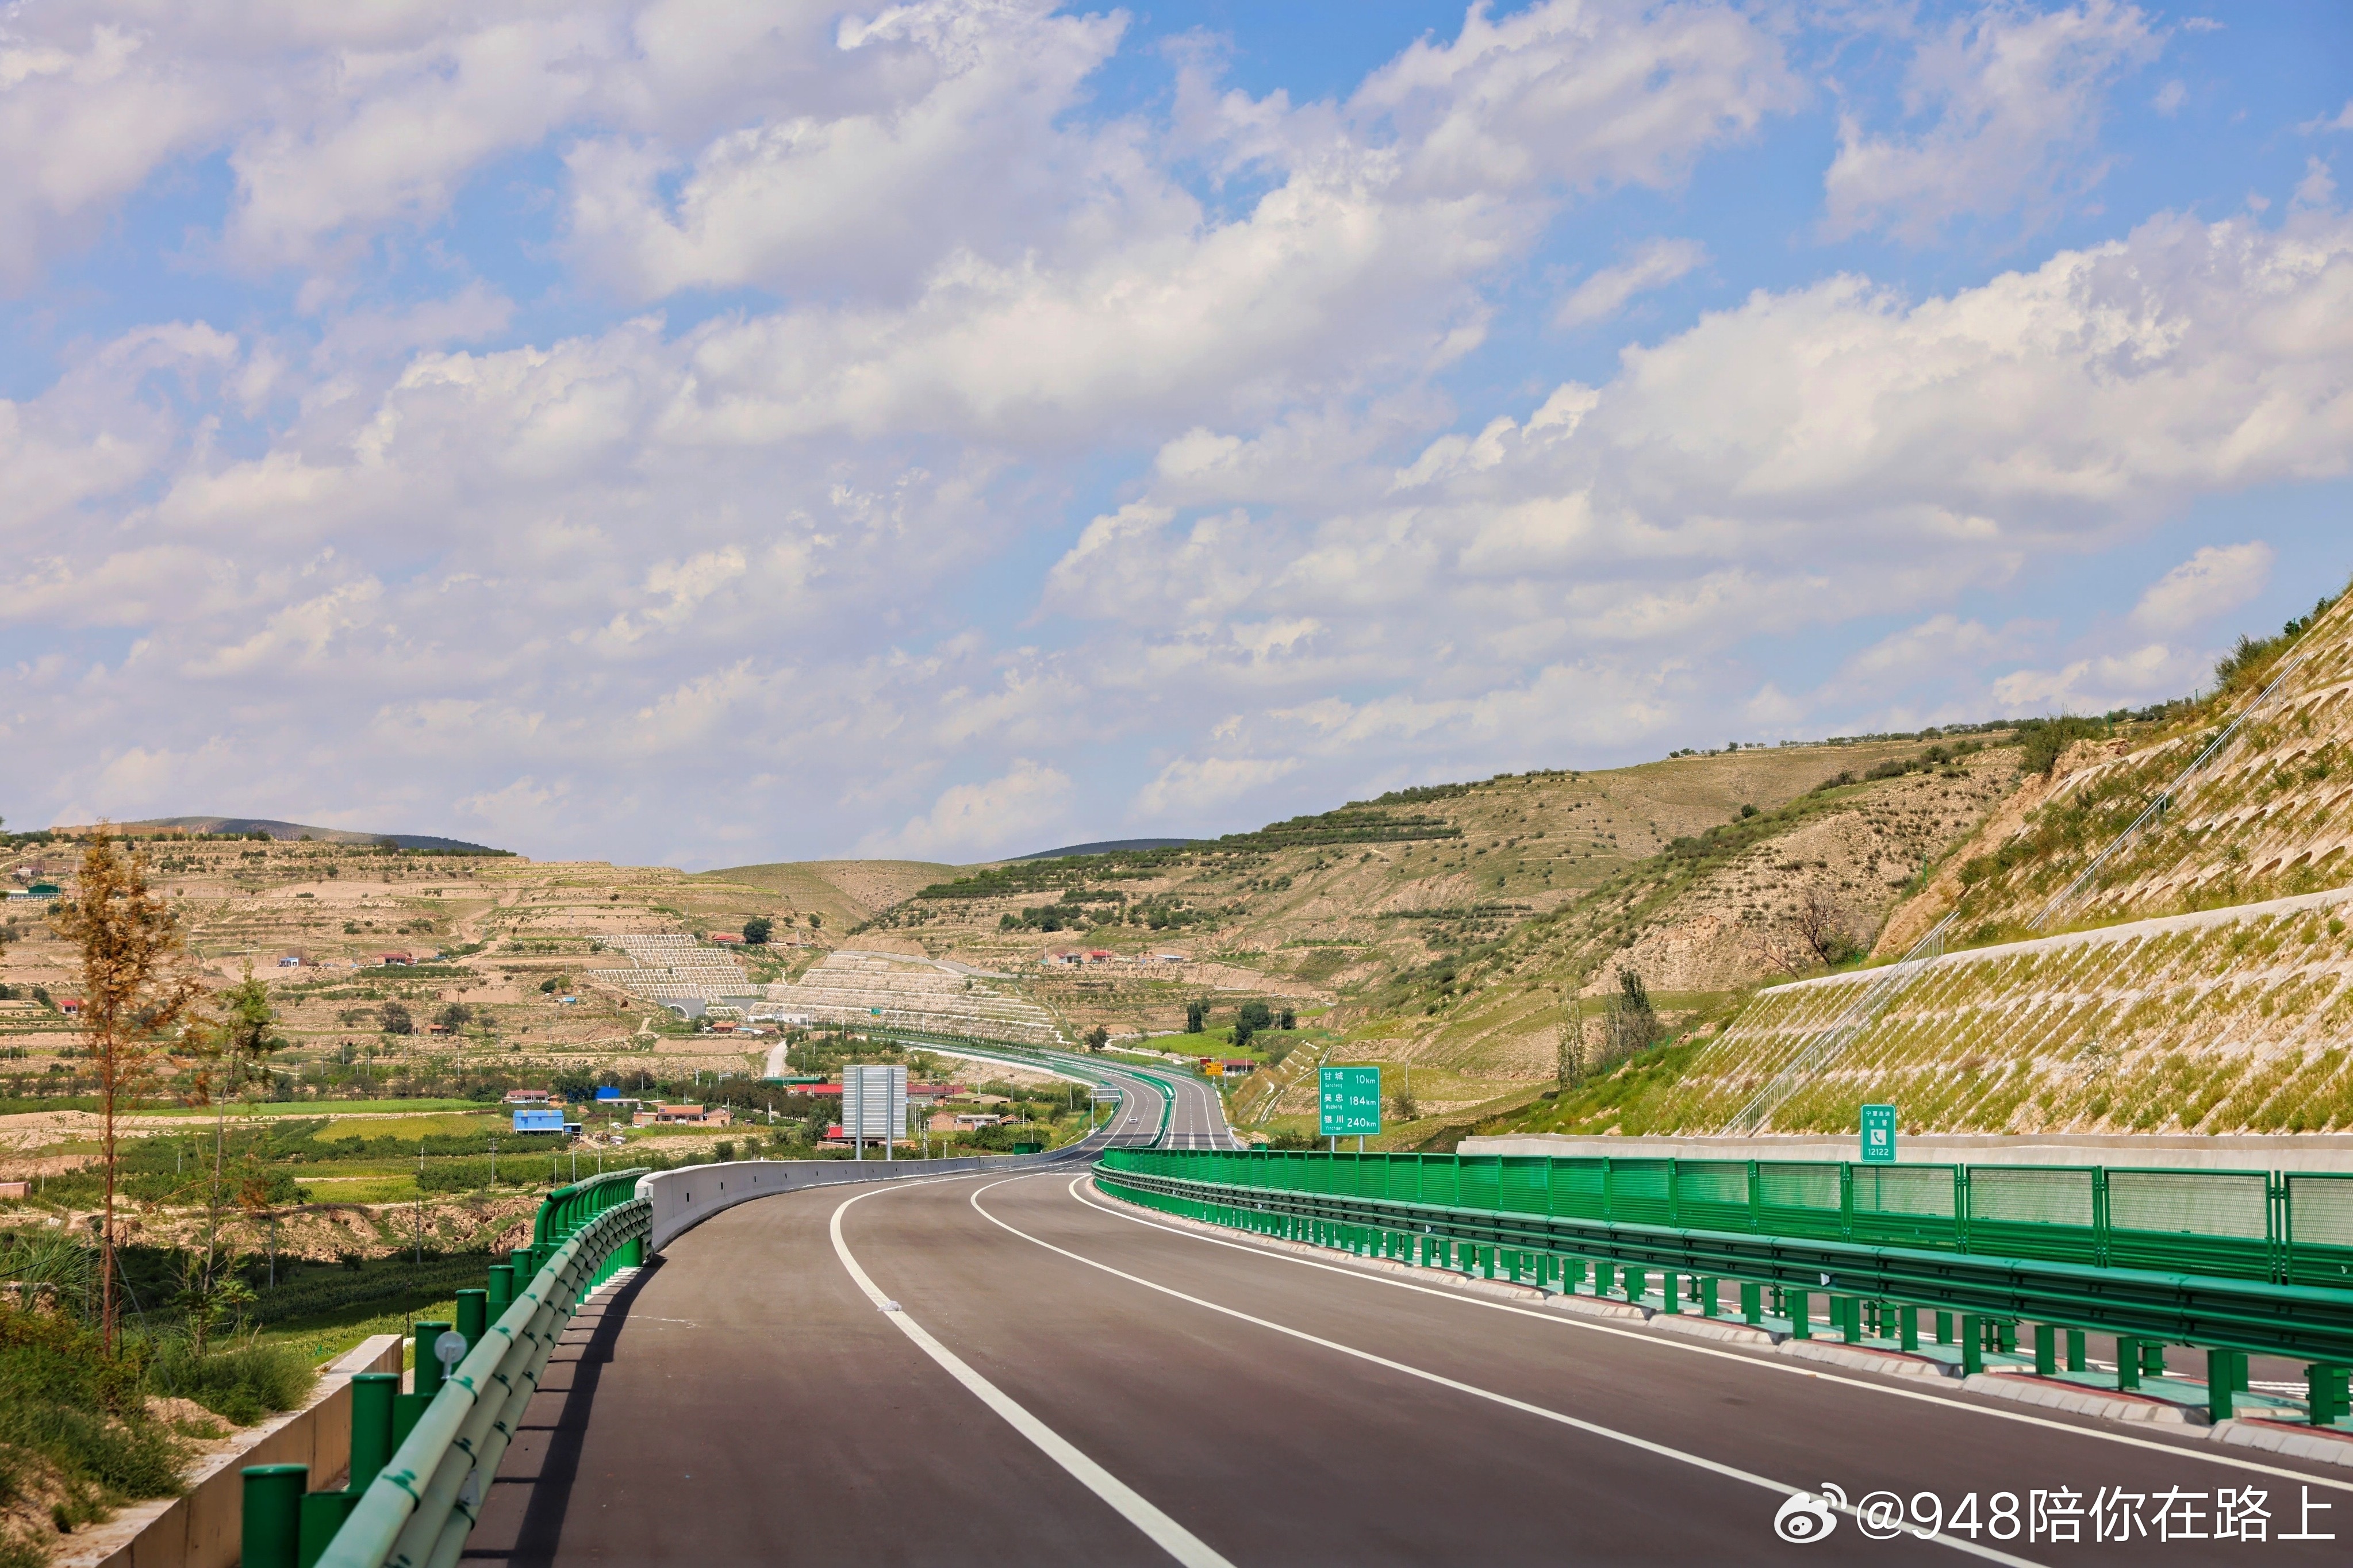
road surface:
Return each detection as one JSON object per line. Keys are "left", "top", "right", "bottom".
{"left": 470, "top": 1167, "right": 2348, "bottom": 1566}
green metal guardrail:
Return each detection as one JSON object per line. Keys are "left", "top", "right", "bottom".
{"left": 1097, "top": 1151, "right": 2353, "bottom": 1427}
{"left": 1099, "top": 1147, "right": 2353, "bottom": 1286}
{"left": 242, "top": 1170, "right": 650, "bottom": 1568}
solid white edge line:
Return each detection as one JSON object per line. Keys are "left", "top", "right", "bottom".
{"left": 827, "top": 1179, "right": 1234, "bottom": 1568}
{"left": 1068, "top": 1172, "right": 2353, "bottom": 1494}
{"left": 970, "top": 1177, "right": 2037, "bottom": 1566}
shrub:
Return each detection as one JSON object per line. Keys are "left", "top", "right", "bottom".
{"left": 2016, "top": 716, "right": 2106, "bottom": 777}
{"left": 0, "top": 1306, "right": 182, "bottom": 1502}
{"left": 148, "top": 1336, "right": 314, "bottom": 1427}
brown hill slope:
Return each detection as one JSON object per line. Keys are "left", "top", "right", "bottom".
{"left": 1536, "top": 575, "right": 2353, "bottom": 1139}
{"left": 1880, "top": 579, "right": 2353, "bottom": 950}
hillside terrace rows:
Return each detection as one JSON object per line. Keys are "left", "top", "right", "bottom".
{"left": 1647, "top": 887, "right": 2353, "bottom": 1136}
{"left": 759, "top": 952, "right": 1066, "bottom": 1046}
{"left": 584, "top": 933, "right": 758, "bottom": 1005}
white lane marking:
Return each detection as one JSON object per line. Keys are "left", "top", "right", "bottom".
{"left": 972, "top": 1181, "right": 2035, "bottom": 1566}
{"left": 827, "top": 1182, "right": 1234, "bottom": 1568}
{"left": 1066, "top": 1176, "right": 2353, "bottom": 1494}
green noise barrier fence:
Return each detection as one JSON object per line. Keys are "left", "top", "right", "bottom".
{"left": 242, "top": 1169, "right": 649, "bottom": 1568}
{"left": 1100, "top": 1147, "right": 2353, "bottom": 1287}
{"left": 1096, "top": 1149, "right": 2353, "bottom": 1425}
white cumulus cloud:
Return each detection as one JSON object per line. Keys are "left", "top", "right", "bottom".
{"left": 2130, "top": 542, "right": 2275, "bottom": 633}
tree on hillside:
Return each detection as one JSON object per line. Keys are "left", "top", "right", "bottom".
{"left": 379, "top": 1000, "right": 414, "bottom": 1035}
{"left": 1237, "top": 1000, "right": 1274, "bottom": 1033}
{"left": 1184, "top": 998, "right": 1207, "bottom": 1034}
{"left": 51, "top": 827, "right": 203, "bottom": 1350}
{"left": 1597, "top": 967, "right": 1660, "bottom": 1075}
{"left": 436, "top": 1002, "right": 473, "bottom": 1032}
{"left": 1792, "top": 887, "right": 1865, "bottom": 967}
{"left": 743, "top": 916, "right": 773, "bottom": 945}
{"left": 1085, "top": 1025, "right": 1108, "bottom": 1052}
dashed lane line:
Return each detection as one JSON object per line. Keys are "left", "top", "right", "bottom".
{"left": 1062, "top": 1173, "right": 2353, "bottom": 1495}
{"left": 968, "top": 1177, "right": 2037, "bottom": 1566}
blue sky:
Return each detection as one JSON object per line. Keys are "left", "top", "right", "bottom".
{"left": 1, "top": 0, "right": 2348, "bottom": 867}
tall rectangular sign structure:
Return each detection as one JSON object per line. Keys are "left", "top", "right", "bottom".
{"left": 843, "top": 1064, "right": 908, "bottom": 1142}
{"left": 1319, "top": 1066, "right": 1382, "bottom": 1137}
{"left": 1860, "top": 1103, "right": 1898, "bottom": 1165}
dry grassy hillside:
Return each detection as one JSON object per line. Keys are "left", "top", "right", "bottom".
{"left": 693, "top": 859, "right": 953, "bottom": 931}
{"left": 828, "top": 736, "right": 2022, "bottom": 1073}
{"left": 1559, "top": 577, "right": 2353, "bottom": 1139}
{"left": 1883, "top": 582, "right": 2353, "bottom": 948}
{"left": 1341, "top": 740, "right": 2024, "bottom": 1086}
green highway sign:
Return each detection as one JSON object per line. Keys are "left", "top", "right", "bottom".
{"left": 1319, "top": 1066, "right": 1382, "bottom": 1137}
{"left": 1860, "top": 1103, "right": 1897, "bottom": 1165}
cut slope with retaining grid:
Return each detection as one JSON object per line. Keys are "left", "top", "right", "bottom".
{"left": 1636, "top": 886, "right": 2353, "bottom": 1135}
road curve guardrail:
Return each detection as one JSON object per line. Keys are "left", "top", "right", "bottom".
{"left": 1096, "top": 1150, "right": 2353, "bottom": 1425}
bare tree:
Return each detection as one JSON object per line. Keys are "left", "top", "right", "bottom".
{"left": 51, "top": 827, "right": 203, "bottom": 1350}
{"left": 1791, "top": 887, "right": 1863, "bottom": 967}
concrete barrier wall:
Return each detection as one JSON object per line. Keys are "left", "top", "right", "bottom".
{"left": 68, "top": 1333, "right": 405, "bottom": 1568}
{"left": 642, "top": 1148, "right": 1092, "bottom": 1252}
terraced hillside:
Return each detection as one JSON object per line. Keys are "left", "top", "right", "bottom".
{"left": 1575, "top": 578, "right": 2353, "bottom": 1137}
{"left": 0, "top": 835, "right": 823, "bottom": 1086}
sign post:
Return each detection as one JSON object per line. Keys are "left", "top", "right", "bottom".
{"left": 845, "top": 1064, "right": 908, "bottom": 1162}
{"left": 1319, "top": 1066, "right": 1382, "bottom": 1152}
{"left": 1860, "top": 1103, "right": 1897, "bottom": 1165}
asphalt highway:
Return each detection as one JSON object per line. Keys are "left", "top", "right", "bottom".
{"left": 469, "top": 1167, "right": 2351, "bottom": 1566}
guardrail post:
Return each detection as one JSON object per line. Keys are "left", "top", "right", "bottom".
{"left": 2117, "top": 1336, "right": 2141, "bottom": 1390}
{"left": 2308, "top": 1364, "right": 2347, "bottom": 1428}
{"left": 241, "top": 1463, "right": 306, "bottom": 1568}
{"left": 455, "top": 1289, "right": 487, "bottom": 1356}
{"left": 1623, "top": 1266, "right": 1645, "bottom": 1304}
{"left": 2143, "top": 1342, "right": 2166, "bottom": 1378}
{"left": 1899, "top": 1305, "right": 1919, "bottom": 1351}
{"left": 1935, "top": 1311, "right": 1952, "bottom": 1345}
{"left": 2208, "top": 1348, "right": 2244, "bottom": 1424}
{"left": 1740, "top": 1281, "right": 1761, "bottom": 1325}
{"left": 1788, "top": 1291, "right": 1810, "bottom": 1340}
{"left": 2067, "top": 1329, "right": 2087, "bottom": 1372}
{"left": 1699, "top": 1276, "right": 1718, "bottom": 1317}
{"left": 1960, "top": 1315, "right": 1983, "bottom": 1375}
{"left": 1661, "top": 1271, "right": 1680, "bottom": 1314}
{"left": 348, "top": 1372, "right": 398, "bottom": 1492}
{"left": 485, "top": 1262, "right": 514, "bottom": 1319}
{"left": 414, "top": 1319, "right": 453, "bottom": 1399}
{"left": 1595, "top": 1259, "right": 1615, "bottom": 1297}
{"left": 2034, "top": 1323, "right": 2058, "bottom": 1376}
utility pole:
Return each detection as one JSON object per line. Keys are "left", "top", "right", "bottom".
{"left": 414, "top": 1147, "right": 424, "bottom": 1263}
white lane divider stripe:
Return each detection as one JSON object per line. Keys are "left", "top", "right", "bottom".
{"left": 967, "top": 1178, "right": 2039, "bottom": 1567}
{"left": 1064, "top": 1175, "right": 2353, "bottom": 1496}
{"left": 827, "top": 1183, "right": 1235, "bottom": 1568}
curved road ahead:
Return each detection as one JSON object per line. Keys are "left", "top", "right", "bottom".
{"left": 470, "top": 1167, "right": 2347, "bottom": 1566}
